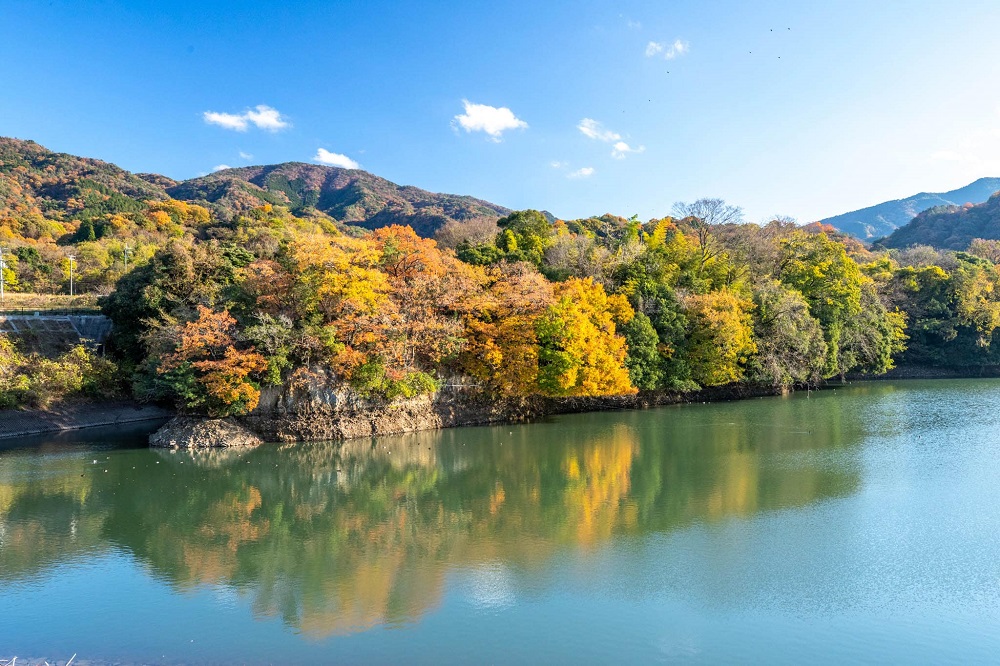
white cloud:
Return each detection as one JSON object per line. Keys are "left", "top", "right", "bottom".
{"left": 239, "top": 151, "right": 254, "bottom": 160}
{"left": 645, "top": 39, "right": 689, "bottom": 59}
{"left": 313, "top": 148, "right": 360, "bottom": 169}
{"left": 212, "top": 164, "right": 232, "bottom": 172}
{"left": 612, "top": 141, "right": 645, "bottom": 159}
{"left": 550, "top": 160, "right": 568, "bottom": 169}
{"left": 579, "top": 119, "right": 646, "bottom": 159}
{"left": 453, "top": 100, "right": 528, "bottom": 141}
{"left": 568, "top": 167, "right": 595, "bottom": 179}
{"left": 626, "top": 19, "right": 642, "bottom": 29}
{"left": 578, "top": 118, "right": 621, "bottom": 142}
{"left": 203, "top": 105, "right": 290, "bottom": 132}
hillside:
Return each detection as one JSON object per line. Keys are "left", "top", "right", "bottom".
{"left": 820, "top": 177, "right": 1000, "bottom": 239}
{"left": 0, "top": 137, "right": 510, "bottom": 237}
{"left": 0, "top": 137, "right": 171, "bottom": 223}
{"left": 879, "top": 192, "right": 1000, "bottom": 250}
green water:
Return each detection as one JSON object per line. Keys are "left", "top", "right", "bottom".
{"left": 4, "top": 380, "right": 1000, "bottom": 663}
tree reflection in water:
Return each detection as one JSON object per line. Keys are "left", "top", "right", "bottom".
{"left": 0, "top": 392, "right": 863, "bottom": 638}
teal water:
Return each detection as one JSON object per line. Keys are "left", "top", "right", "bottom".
{"left": 3, "top": 380, "right": 1000, "bottom": 663}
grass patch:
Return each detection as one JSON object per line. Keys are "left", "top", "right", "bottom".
{"left": 0, "top": 293, "right": 100, "bottom": 313}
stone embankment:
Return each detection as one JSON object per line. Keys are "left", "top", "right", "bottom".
{"left": 0, "top": 313, "right": 112, "bottom": 353}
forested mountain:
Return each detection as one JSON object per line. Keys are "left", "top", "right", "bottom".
{"left": 820, "top": 177, "right": 1000, "bottom": 239}
{"left": 169, "top": 163, "right": 510, "bottom": 236}
{"left": 880, "top": 192, "right": 1000, "bottom": 250}
{"left": 0, "top": 137, "right": 509, "bottom": 237}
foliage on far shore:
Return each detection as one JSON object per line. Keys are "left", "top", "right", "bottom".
{"left": 89, "top": 202, "right": 920, "bottom": 416}
{"left": 4, "top": 132, "right": 1000, "bottom": 417}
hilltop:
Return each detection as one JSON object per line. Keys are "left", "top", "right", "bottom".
{"left": 820, "top": 177, "right": 1000, "bottom": 239}
{"left": 0, "top": 137, "right": 172, "bottom": 223}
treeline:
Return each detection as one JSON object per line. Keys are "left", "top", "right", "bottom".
{"left": 7, "top": 192, "right": 1000, "bottom": 414}
{"left": 97, "top": 202, "right": 910, "bottom": 416}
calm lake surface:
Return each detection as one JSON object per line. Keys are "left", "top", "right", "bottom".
{"left": 4, "top": 380, "right": 1000, "bottom": 663}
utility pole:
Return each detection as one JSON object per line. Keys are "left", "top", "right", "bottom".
{"left": 68, "top": 254, "right": 75, "bottom": 297}
{"left": 0, "top": 247, "right": 5, "bottom": 308}
{"left": 123, "top": 243, "right": 132, "bottom": 273}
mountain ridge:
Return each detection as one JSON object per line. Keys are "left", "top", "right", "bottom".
{"left": 0, "top": 137, "right": 511, "bottom": 237}
{"left": 879, "top": 192, "right": 1000, "bottom": 250}
{"left": 819, "top": 177, "right": 1000, "bottom": 239}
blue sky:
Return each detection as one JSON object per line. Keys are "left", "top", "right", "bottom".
{"left": 3, "top": 0, "right": 1000, "bottom": 223}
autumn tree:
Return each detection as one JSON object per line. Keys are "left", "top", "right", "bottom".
{"left": 682, "top": 289, "right": 757, "bottom": 387}
{"left": 460, "top": 262, "right": 553, "bottom": 396}
{"left": 158, "top": 306, "right": 268, "bottom": 416}
{"left": 536, "top": 277, "right": 635, "bottom": 396}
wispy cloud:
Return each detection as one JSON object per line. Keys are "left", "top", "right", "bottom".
{"left": 645, "top": 39, "right": 689, "bottom": 59}
{"left": 578, "top": 118, "right": 621, "bottom": 143}
{"left": 212, "top": 164, "right": 232, "bottom": 172}
{"left": 313, "top": 148, "right": 360, "bottom": 169}
{"left": 568, "top": 167, "right": 595, "bottom": 179}
{"left": 612, "top": 141, "right": 645, "bottom": 159}
{"left": 453, "top": 100, "right": 528, "bottom": 142}
{"left": 203, "top": 105, "right": 290, "bottom": 132}
{"left": 579, "top": 119, "right": 645, "bottom": 159}
{"left": 239, "top": 151, "right": 254, "bottom": 160}
{"left": 626, "top": 18, "right": 642, "bottom": 30}
{"left": 550, "top": 160, "right": 568, "bottom": 169}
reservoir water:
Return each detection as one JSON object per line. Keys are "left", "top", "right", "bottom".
{"left": 4, "top": 380, "right": 1000, "bottom": 663}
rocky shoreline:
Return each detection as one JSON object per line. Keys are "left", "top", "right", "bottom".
{"left": 11, "top": 370, "right": 1000, "bottom": 449}
{"left": 149, "top": 416, "right": 263, "bottom": 449}
{"left": 150, "top": 380, "right": 789, "bottom": 449}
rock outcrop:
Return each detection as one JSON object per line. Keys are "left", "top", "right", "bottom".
{"left": 149, "top": 416, "right": 263, "bottom": 449}
{"left": 149, "top": 370, "right": 788, "bottom": 448}
{"left": 242, "top": 374, "right": 513, "bottom": 442}
{"left": 239, "top": 370, "right": 785, "bottom": 444}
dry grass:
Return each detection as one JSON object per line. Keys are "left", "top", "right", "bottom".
{"left": 0, "top": 293, "right": 100, "bottom": 312}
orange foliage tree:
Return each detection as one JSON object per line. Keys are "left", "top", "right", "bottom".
{"left": 159, "top": 306, "right": 268, "bottom": 416}
{"left": 459, "top": 262, "right": 554, "bottom": 396}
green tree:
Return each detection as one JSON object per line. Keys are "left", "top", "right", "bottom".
{"left": 749, "top": 279, "right": 827, "bottom": 386}
{"left": 778, "top": 231, "right": 863, "bottom": 377}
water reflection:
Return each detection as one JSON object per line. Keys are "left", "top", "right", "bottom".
{"left": 0, "top": 389, "right": 864, "bottom": 638}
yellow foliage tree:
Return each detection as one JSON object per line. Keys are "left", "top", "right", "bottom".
{"left": 286, "top": 234, "right": 396, "bottom": 377}
{"left": 460, "top": 262, "right": 553, "bottom": 396}
{"left": 536, "top": 277, "right": 636, "bottom": 396}
{"left": 682, "top": 289, "right": 757, "bottom": 386}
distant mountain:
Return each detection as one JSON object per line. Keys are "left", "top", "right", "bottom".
{"left": 879, "top": 192, "right": 1000, "bottom": 250}
{"left": 0, "top": 137, "right": 510, "bottom": 237}
{"left": 819, "top": 177, "right": 1000, "bottom": 239}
